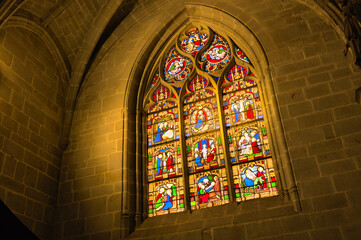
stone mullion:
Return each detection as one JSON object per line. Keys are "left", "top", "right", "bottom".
{"left": 178, "top": 101, "right": 191, "bottom": 211}
{"left": 214, "top": 85, "right": 236, "bottom": 202}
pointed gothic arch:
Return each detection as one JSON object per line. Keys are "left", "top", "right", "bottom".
{"left": 113, "top": 5, "right": 302, "bottom": 230}
{"left": 131, "top": 18, "right": 297, "bottom": 223}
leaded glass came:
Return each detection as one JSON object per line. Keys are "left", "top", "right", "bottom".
{"left": 144, "top": 24, "right": 279, "bottom": 217}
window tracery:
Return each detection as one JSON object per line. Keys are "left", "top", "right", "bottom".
{"left": 144, "top": 24, "right": 279, "bottom": 217}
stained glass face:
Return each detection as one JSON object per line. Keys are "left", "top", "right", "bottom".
{"left": 184, "top": 99, "right": 219, "bottom": 136}
{"left": 164, "top": 46, "right": 193, "bottom": 82}
{"left": 233, "top": 158, "right": 278, "bottom": 201}
{"left": 147, "top": 109, "right": 179, "bottom": 146}
{"left": 200, "top": 34, "right": 231, "bottom": 73}
{"left": 189, "top": 169, "right": 229, "bottom": 210}
{"left": 145, "top": 25, "right": 279, "bottom": 217}
{"left": 180, "top": 27, "right": 208, "bottom": 55}
{"left": 147, "top": 142, "right": 182, "bottom": 181}
{"left": 186, "top": 132, "right": 225, "bottom": 173}
{"left": 148, "top": 178, "right": 185, "bottom": 217}
{"left": 223, "top": 87, "right": 263, "bottom": 127}
{"left": 227, "top": 121, "right": 271, "bottom": 164}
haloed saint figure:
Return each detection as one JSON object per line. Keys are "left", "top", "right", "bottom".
{"left": 197, "top": 175, "right": 221, "bottom": 204}
{"left": 190, "top": 106, "right": 213, "bottom": 133}
{"left": 155, "top": 183, "right": 177, "bottom": 211}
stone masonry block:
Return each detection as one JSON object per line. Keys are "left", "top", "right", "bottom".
{"left": 277, "top": 78, "right": 307, "bottom": 93}
{"left": 102, "top": 94, "right": 123, "bottom": 113}
{"left": 79, "top": 197, "right": 106, "bottom": 217}
{"left": 105, "top": 170, "right": 122, "bottom": 184}
{"left": 3, "top": 115, "right": 19, "bottom": 132}
{"left": 0, "top": 81, "right": 12, "bottom": 101}
{"left": 212, "top": 225, "right": 246, "bottom": 240}
{"left": 313, "top": 93, "right": 350, "bottom": 111}
{"left": 74, "top": 189, "right": 91, "bottom": 202}
{"left": 333, "top": 105, "right": 361, "bottom": 121}
{"left": 333, "top": 117, "right": 361, "bottom": 137}
{"left": 312, "top": 193, "right": 348, "bottom": 212}
{"left": 342, "top": 223, "right": 361, "bottom": 239}
{"left": 287, "top": 101, "right": 313, "bottom": 117}
{"left": 77, "top": 168, "right": 94, "bottom": 178}
{"left": 91, "top": 141, "right": 116, "bottom": 159}
{"left": 0, "top": 99, "right": 14, "bottom": 117}
{"left": 333, "top": 170, "right": 361, "bottom": 191}
{"left": 24, "top": 166, "right": 38, "bottom": 188}
{"left": 13, "top": 109, "right": 30, "bottom": 127}
{"left": 319, "top": 159, "right": 356, "bottom": 176}
{"left": 109, "top": 152, "right": 122, "bottom": 170}
{"left": 24, "top": 151, "right": 47, "bottom": 172}
{"left": 64, "top": 219, "right": 85, "bottom": 236}
{"left": 280, "top": 215, "right": 313, "bottom": 233}
{"left": 86, "top": 214, "right": 113, "bottom": 233}
{"left": 301, "top": 177, "right": 334, "bottom": 198}
{"left": 297, "top": 110, "right": 334, "bottom": 129}
{"left": 246, "top": 219, "right": 283, "bottom": 239}
{"left": 6, "top": 191, "right": 26, "bottom": 214}
{"left": 346, "top": 188, "right": 361, "bottom": 206}
{"left": 305, "top": 83, "right": 331, "bottom": 99}
{"left": 311, "top": 209, "right": 345, "bottom": 228}
{"left": 14, "top": 161, "right": 26, "bottom": 182}
{"left": 56, "top": 203, "right": 78, "bottom": 221}
{"left": 310, "top": 227, "right": 342, "bottom": 240}
{"left": 73, "top": 174, "right": 104, "bottom": 191}
{"left": 292, "top": 157, "right": 320, "bottom": 181}
{"left": 24, "top": 102, "right": 46, "bottom": 125}
{"left": 3, "top": 140, "right": 24, "bottom": 160}
{"left": 308, "top": 139, "right": 343, "bottom": 155}
{"left": 37, "top": 172, "right": 58, "bottom": 197}
{"left": 289, "top": 127, "right": 324, "bottom": 146}
{"left": 3, "top": 156, "right": 17, "bottom": 177}
{"left": 108, "top": 193, "right": 121, "bottom": 212}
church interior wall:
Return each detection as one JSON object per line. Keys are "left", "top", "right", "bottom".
{"left": 0, "top": 0, "right": 361, "bottom": 239}
{"left": 0, "top": 26, "right": 65, "bottom": 239}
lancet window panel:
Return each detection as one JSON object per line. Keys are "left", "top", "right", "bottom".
{"left": 144, "top": 24, "right": 279, "bottom": 218}
{"left": 186, "top": 132, "right": 225, "bottom": 173}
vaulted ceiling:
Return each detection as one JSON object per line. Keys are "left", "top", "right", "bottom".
{"left": 0, "top": 0, "right": 345, "bottom": 142}
{"left": 1, "top": 0, "right": 345, "bottom": 86}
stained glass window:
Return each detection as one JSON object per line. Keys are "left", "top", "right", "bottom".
{"left": 144, "top": 24, "right": 278, "bottom": 217}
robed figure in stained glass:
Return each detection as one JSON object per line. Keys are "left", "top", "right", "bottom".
{"left": 194, "top": 110, "right": 206, "bottom": 129}
{"left": 231, "top": 99, "right": 245, "bottom": 123}
{"left": 243, "top": 166, "right": 266, "bottom": 191}
{"left": 156, "top": 153, "right": 164, "bottom": 176}
{"left": 155, "top": 184, "right": 176, "bottom": 211}
{"left": 207, "top": 140, "right": 216, "bottom": 163}
{"left": 146, "top": 24, "right": 279, "bottom": 217}
{"left": 244, "top": 100, "right": 255, "bottom": 120}
{"left": 250, "top": 130, "right": 262, "bottom": 154}
{"left": 154, "top": 123, "right": 164, "bottom": 143}
{"left": 195, "top": 148, "right": 203, "bottom": 167}
{"left": 197, "top": 175, "right": 221, "bottom": 204}
{"left": 166, "top": 152, "right": 174, "bottom": 173}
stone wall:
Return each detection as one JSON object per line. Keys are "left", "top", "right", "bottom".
{"left": 56, "top": 0, "right": 361, "bottom": 239}
{"left": 1, "top": 0, "right": 361, "bottom": 239}
{"left": 0, "top": 27, "right": 65, "bottom": 239}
